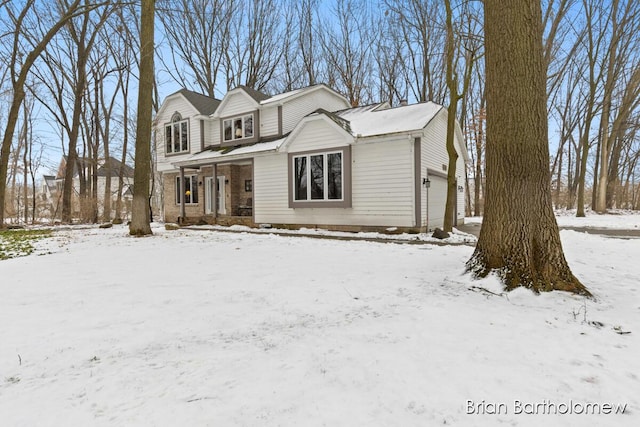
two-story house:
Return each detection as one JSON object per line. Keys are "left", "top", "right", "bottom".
{"left": 155, "top": 84, "right": 468, "bottom": 232}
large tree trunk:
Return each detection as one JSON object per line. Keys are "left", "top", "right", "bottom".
{"left": 467, "top": 1, "right": 590, "bottom": 296}
{"left": 129, "top": 0, "right": 154, "bottom": 236}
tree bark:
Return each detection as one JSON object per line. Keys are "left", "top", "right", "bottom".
{"left": 129, "top": 0, "right": 155, "bottom": 236}
{"left": 467, "top": 1, "right": 590, "bottom": 296}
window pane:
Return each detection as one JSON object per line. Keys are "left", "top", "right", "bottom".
{"left": 244, "top": 115, "right": 253, "bottom": 138}
{"left": 184, "top": 176, "right": 191, "bottom": 204}
{"left": 327, "top": 153, "right": 342, "bottom": 199}
{"left": 176, "top": 177, "right": 181, "bottom": 204}
{"left": 166, "top": 125, "right": 172, "bottom": 153}
{"left": 173, "top": 123, "right": 180, "bottom": 152}
{"left": 181, "top": 122, "right": 188, "bottom": 151}
{"left": 310, "top": 155, "right": 324, "bottom": 200}
{"left": 294, "top": 157, "right": 307, "bottom": 200}
{"left": 224, "top": 119, "right": 232, "bottom": 141}
{"left": 234, "top": 118, "right": 243, "bottom": 139}
{"left": 191, "top": 176, "right": 198, "bottom": 203}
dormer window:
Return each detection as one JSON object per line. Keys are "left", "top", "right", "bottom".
{"left": 165, "top": 112, "right": 189, "bottom": 154}
{"left": 223, "top": 114, "right": 254, "bottom": 142}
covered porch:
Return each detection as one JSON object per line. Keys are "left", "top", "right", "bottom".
{"left": 170, "top": 137, "right": 285, "bottom": 226}
{"left": 174, "top": 160, "right": 254, "bottom": 226}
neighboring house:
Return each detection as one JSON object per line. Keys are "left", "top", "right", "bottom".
{"left": 155, "top": 84, "right": 469, "bottom": 232}
{"left": 42, "top": 156, "right": 135, "bottom": 220}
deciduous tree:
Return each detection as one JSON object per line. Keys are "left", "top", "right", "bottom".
{"left": 129, "top": 0, "right": 155, "bottom": 236}
{"left": 467, "top": 0, "right": 590, "bottom": 296}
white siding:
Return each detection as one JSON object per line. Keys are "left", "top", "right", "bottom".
{"left": 261, "top": 105, "right": 279, "bottom": 136}
{"left": 206, "top": 119, "right": 220, "bottom": 147}
{"left": 286, "top": 118, "right": 352, "bottom": 153}
{"left": 218, "top": 92, "right": 257, "bottom": 117}
{"left": 419, "top": 109, "right": 467, "bottom": 228}
{"left": 155, "top": 96, "right": 202, "bottom": 172}
{"left": 254, "top": 138, "right": 415, "bottom": 227}
{"left": 282, "top": 90, "right": 350, "bottom": 134}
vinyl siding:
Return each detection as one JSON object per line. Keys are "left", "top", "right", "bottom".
{"left": 286, "top": 119, "right": 352, "bottom": 152}
{"left": 419, "top": 109, "right": 467, "bottom": 228}
{"left": 254, "top": 138, "right": 414, "bottom": 227}
{"left": 218, "top": 92, "right": 257, "bottom": 117}
{"left": 260, "top": 105, "right": 279, "bottom": 136}
{"left": 155, "top": 96, "right": 203, "bottom": 172}
{"left": 282, "top": 91, "right": 350, "bottom": 134}
{"left": 205, "top": 120, "right": 220, "bottom": 148}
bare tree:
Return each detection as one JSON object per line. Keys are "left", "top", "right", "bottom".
{"left": 319, "top": 0, "right": 376, "bottom": 106}
{"left": 376, "top": 10, "right": 408, "bottom": 106}
{"left": 0, "top": 0, "right": 83, "bottom": 227}
{"left": 157, "top": 0, "right": 231, "bottom": 97}
{"left": 594, "top": 0, "right": 640, "bottom": 212}
{"left": 110, "top": 5, "right": 137, "bottom": 222}
{"left": 442, "top": 0, "right": 478, "bottom": 232}
{"left": 467, "top": 0, "right": 590, "bottom": 295}
{"left": 129, "top": 0, "right": 155, "bottom": 236}
{"left": 223, "top": 0, "right": 283, "bottom": 91}
{"left": 384, "top": 0, "right": 447, "bottom": 104}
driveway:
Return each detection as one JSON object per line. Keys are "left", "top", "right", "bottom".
{"left": 457, "top": 222, "right": 640, "bottom": 239}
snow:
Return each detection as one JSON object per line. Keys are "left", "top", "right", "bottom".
{"left": 336, "top": 101, "right": 442, "bottom": 137}
{"left": 1, "top": 215, "right": 638, "bottom": 426}
{"left": 172, "top": 137, "right": 286, "bottom": 168}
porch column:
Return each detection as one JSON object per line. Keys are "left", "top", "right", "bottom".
{"left": 179, "top": 166, "right": 186, "bottom": 222}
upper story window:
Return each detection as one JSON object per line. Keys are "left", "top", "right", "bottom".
{"left": 165, "top": 112, "right": 189, "bottom": 154}
{"left": 223, "top": 114, "right": 254, "bottom": 142}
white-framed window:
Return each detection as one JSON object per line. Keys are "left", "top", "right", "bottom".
{"left": 165, "top": 113, "right": 189, "bottom": 154}
{"left": 293, "top": 151, "right": 343, "bottom": 201}
{"left": 176, "top": 175, "right": 198, "bottom": 204}
{"left": 223, "top": 114, "right": 254, "bottom": 142}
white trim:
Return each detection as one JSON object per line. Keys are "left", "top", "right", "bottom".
{"left": 292, "top": 151, "right": 344, "bottom": 202}
{"left": 165, "top": 118, "right": 190, "bottom": 154}
{"left": 280, "top": 114, "right": 353, "bottom": 153}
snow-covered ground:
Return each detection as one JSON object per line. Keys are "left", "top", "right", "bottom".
{"left": 0, "top": 215, "right": 638, "bottom": 426}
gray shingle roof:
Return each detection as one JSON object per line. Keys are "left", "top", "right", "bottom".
{"left": 97, "top": 158, "right": 134, "bottom": 178}
{"left": 236, "top": 85, "right": 270, "bottom": 103}
{"left": 177, "top": 89, "right": 221, "bottom": 116}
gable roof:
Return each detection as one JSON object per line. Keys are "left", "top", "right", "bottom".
{"left": 260, "top": 84, "right": 349, "bottom": 106}
{"left": 97, "top": 158, "right": 134, "bottom": 178}
{"left": 236, "top": 85, "right": 270, "bottom": 103}
{"left": 175, "top": 89, "right": 221, "bottom": 116}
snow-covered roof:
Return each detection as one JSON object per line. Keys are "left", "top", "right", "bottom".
{"left": 260, "top": 87, "right": 305, "bottom": 105}
{"left": 335, "top": 102, "right": 443, "bottom": 138}
{"left": 172, "top": 136, "right": 287, "bottom": 168}
{"left": 260, "top": 84, "right": 348, "bottom": 106}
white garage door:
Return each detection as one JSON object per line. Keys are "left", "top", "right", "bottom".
{"left": 427, "top": 176, "right": 447, "bottom": 230}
